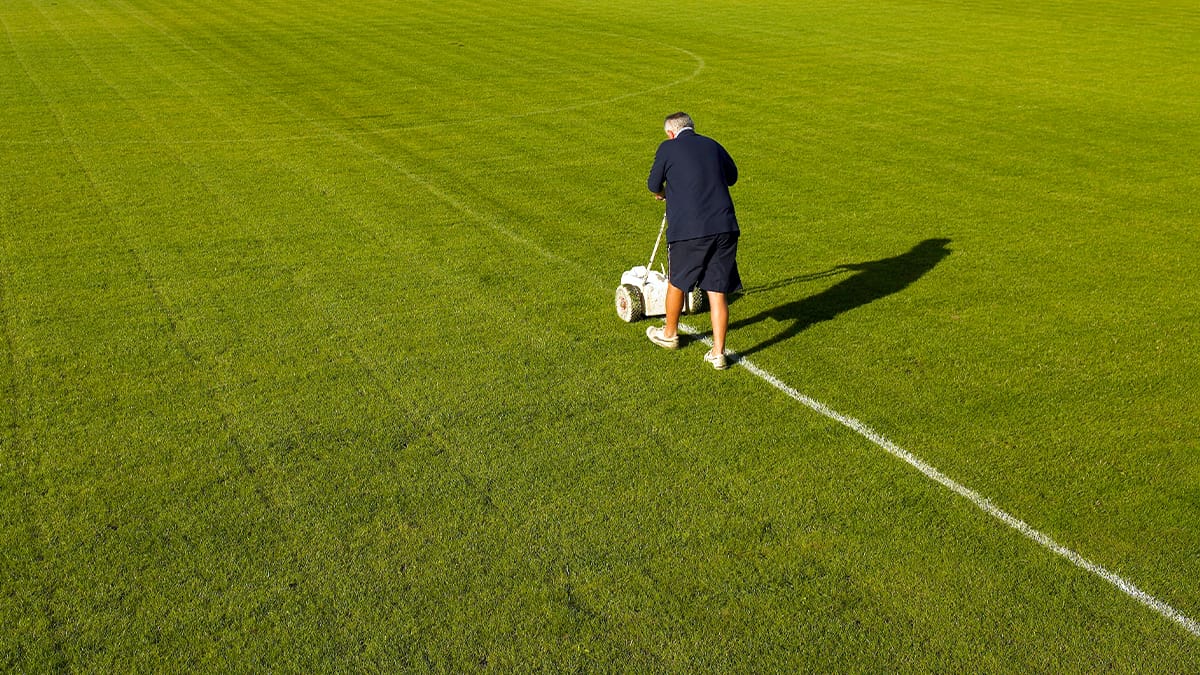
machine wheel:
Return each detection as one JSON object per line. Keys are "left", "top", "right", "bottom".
{"left": 615, "top": 284, "right": 645, "bottom": 322}
{"left": 684, "top": 286, "right": 707, "bottom": 314}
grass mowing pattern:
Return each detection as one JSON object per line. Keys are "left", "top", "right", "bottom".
{"left": 2, "top": 0, "right": 1199, "bottom": 669}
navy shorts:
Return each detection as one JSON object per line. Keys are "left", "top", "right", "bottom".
{"left": 668, "top": 232, "right": 742, "bottom": 294}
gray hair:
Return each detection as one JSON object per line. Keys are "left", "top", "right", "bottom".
{"left": 664, "top": 112, "right": 694, "bottom": 133}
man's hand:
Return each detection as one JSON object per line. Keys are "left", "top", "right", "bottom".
{"left": 652, "top": 192, "right": 666, "bottom": 202}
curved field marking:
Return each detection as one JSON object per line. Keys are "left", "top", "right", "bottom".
{"left": 680, "top": 323, "right": 1200, "bottom": 639}
{"left": 0, "top": 31, "right": 704, "bottom": 147}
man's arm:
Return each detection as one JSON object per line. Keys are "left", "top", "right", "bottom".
{"left": 720, "top": 145, "right": 738, "bottom": 186}
{"left": 647, "top": 143, "right": 668, "bottom": 197}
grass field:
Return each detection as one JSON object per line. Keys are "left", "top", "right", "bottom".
{"left": 2, "top": 0, "right": 1199, "bottom": 670}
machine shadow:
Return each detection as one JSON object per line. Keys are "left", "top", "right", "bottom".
{"left": 730, "top": 238, "right": 952, "bottom": 358}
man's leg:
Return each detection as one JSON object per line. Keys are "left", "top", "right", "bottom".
{"left": 707, "top": 291, "right": 728, "bottom": 354}
{"left": 662, "top": 284, "right": 685, "bottom": 338}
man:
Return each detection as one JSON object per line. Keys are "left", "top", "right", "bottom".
{"left": 645, "top": 112, "right": 741, "bottom": 370}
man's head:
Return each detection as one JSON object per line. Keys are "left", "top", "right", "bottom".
{"left": 664, "top": 112, "right": 694, "bottom": 138}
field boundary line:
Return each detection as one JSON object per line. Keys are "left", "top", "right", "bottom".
{"left": 680, "top": 323, "right": 1200, "bottom": 638}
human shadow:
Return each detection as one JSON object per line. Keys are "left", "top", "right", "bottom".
{"left": 736, "top": 267, "right": 852, "bottom": 296}
{"left": 730, "top": 238, "right": 952, "bottom": 358}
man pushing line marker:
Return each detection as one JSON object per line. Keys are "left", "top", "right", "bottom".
{"left": 646, "top": 112, "right": 742, "bottom": 370}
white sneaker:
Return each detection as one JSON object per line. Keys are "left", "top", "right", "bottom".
{"left": 704, "top": 350, "right": 728, "bottom": 370}
{"left": 646, "top": 325, "right": 679, "bottom": 349}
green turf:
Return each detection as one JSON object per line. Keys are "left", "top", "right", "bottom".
{"left": 2, "top": 0, "right": 1198, "bottom": 669}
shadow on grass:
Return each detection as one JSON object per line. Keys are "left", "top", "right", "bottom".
{"left": 730, "top": 238, "right": 952, "bottom": 358}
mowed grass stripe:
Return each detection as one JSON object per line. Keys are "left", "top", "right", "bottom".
{"left": 0, "top": 20, "right": 70, "bottom": 657}
{"left": 78, "top": 0, "right": 469, "bottom": 524}
{"left": 48, "top": 0, "right": 427, "bottom": 574}
{"left": 119, "top": 0, "right": 695, "bottom": 141}
{"left": 116, "top": 0, "right": 653, "bottom": 284}
{"left": 2, "top": 2, "right": 323, "bottom": 663}
{"left": 11, "top": 11, "right": 453, "bottom": 672}
{"left": 25, "top": 0, "right": 296, "bottom": 499}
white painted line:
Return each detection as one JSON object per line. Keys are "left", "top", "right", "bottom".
{"left": 680, "top": 322, "right": 1200, "bottom": 638}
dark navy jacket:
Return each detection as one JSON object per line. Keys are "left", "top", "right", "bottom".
{"left": 647, "top": 129, "right": 739, "bottom": 242}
